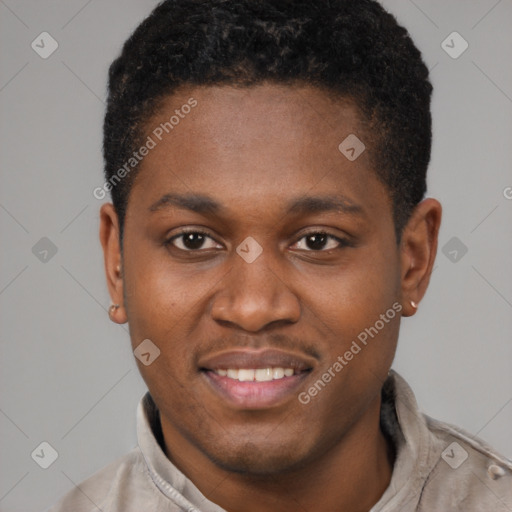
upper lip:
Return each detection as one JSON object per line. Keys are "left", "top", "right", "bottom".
{"left": 198, "top": 348, "right": 316, "bottom": 372}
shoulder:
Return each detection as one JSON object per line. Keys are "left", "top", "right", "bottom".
{"left": 419, "top": 415, "right": 512, "bottom": 511}
{"left": 47, "top": 447, "right": 164, "bottom": 512}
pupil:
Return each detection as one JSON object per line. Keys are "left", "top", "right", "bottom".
{"left": 184, "top": 233, "right": 205, "bottom": 250}
{"left": 307, "top": 233, "right": 327, "bottom": 250}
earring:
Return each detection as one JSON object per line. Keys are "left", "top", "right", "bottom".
{"left": 108, "top": 304, "right": 120, "bottom": 318}
{"left": 410, "top": 300, "right": 418, "bottom": 309}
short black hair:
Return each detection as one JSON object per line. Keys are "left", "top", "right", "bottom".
{"left": 103, "top": 0, "right": 432, "bottom": 242}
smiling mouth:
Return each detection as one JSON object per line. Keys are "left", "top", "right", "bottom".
{"left": 201, "top": 368, "right": 312, "bottom": 409}
{"left": 197, "top": 347, "right": 315, "bottom": 408}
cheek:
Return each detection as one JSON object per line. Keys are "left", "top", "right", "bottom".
{"left": 300, "top": 249, "right": 400, "bottom": 332}
{"left": 125, "top": 265, "right": 203, "bottom": 405}
{"left": 298, "top": 242, "right": 401, "bottom": 387}
{"left": 123, "top": 247, "right": 209, "bottom": 335}
{"left": 122, "top": 257, "right": 223, "bottom": 398}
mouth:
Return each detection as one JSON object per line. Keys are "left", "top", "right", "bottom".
{"left": 198, "top": 348, "right": 315, "bottom": 409}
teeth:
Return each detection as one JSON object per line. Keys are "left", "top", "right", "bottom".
{"left": 273, "top": 367, "right": 284, "bottom": 379}
{"left": 255, "top": 368, "right": 273, "bottom": 381}
{"left": 238, "top": 369, "right": 255, "bottom": 381}
{"left": 213, "top": 367, "right": 296, "bottom": 381}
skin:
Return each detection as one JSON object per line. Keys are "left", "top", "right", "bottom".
{"left": 100, "top": 84, "right": 441, "bottom": 512}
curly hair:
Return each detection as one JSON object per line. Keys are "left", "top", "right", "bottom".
{"left": 103, "top": 0, "right": 432, "bottom": 242}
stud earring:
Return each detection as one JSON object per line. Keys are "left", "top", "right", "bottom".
{"left": 410, "top": 300, "right": 418, "bottom": 309}
{"left": 108, "top": 304, "right": 120, "bottom": 318}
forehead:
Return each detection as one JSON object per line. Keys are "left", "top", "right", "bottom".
{"left": 152, "top": 84, "right": 365, "bottom": 156}
{"left": 129, "top": 84, "right": 389, "bottom": 222}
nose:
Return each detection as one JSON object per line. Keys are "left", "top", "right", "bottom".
{"left": 210, "top": 249, "right": 301, "bottom": 332}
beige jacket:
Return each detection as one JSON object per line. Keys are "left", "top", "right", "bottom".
{"left": 49, "top": 371, "right": 512, "bottom": 511}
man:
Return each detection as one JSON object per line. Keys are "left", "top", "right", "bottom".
{"left": 51, "top": 0, "right": 512, "bottom": 510}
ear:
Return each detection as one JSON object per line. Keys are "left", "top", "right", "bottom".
{"left": 399, "top": 198, "right": 442, "bottom": 317}
{"left": 99, "top": 203, "right": 127, "bottom": 324}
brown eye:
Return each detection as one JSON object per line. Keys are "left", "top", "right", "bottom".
{"left": 292, "top": 232, "right": 348, "bottom": 251}
{"left": 166, "top": 230, "right": 221, "bottom": 251}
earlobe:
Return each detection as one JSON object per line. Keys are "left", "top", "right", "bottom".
{"left": 99, "top": 203, "right": 128, "bottom": 324}
{"left": 399, "top": 198, "right": 442, "bottom": 317}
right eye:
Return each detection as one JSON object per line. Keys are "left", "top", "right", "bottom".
{"left": 165, "top": 230, "right": 222, "bottom": 252}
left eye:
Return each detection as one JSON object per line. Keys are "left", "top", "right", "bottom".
{"left": 292, "top": 232, "right": 346, "bottom": 251}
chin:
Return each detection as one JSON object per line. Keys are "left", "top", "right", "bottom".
{"left": 204, "top": 438, "right": 312, "bottom": 476}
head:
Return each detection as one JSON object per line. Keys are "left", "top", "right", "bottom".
{"left": 100, "top": 0, "right": 441, "bottom": 477}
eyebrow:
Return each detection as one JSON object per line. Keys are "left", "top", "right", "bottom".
{"left": 149, "top": 193, "right": 222, "bottom": 215}
{"left": 148, "top": 193, "right": 364, "bottom": 217}
{"left": 287, "top": 195, "right": 364, "bottom": 216}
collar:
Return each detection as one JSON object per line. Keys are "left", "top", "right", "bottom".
{"left": 136, "top": 393, "right": 226, "bottom": 512}
{"left": 371, "top": 370, "right": 444, "bottom": 511}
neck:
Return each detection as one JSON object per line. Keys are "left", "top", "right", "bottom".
{"left": 161, "top": 393, "right": 395, "bottom": 512}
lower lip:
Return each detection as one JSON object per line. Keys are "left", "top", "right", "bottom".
{"left": 202, "top": 370, "right": 310, "bottom": 409}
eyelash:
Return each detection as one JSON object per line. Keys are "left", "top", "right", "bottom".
{"left": 164, "top": 229, "right": 352, "bottom": 252}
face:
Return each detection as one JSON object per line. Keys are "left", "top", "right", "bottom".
{"left": 101, "top": 84, "right": 439, "bottom": 476}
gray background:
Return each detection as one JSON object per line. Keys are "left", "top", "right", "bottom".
{"left": 0, "top": 0, "right": 511, "bottom": 510}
